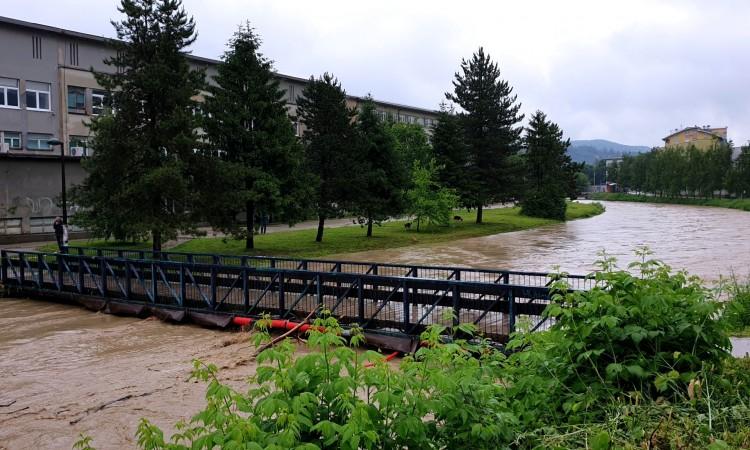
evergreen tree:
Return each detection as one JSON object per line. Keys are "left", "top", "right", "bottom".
{"left": 200, "top": 24, "right": 310, "bottom": 249}
{"left": 71, "top": 0, "right": 205, "bottom": 253}
{"left": 520, "top": 110, "right": 571, "bottom": 220}
{"left": 297, "top": 73, "right": 358, "bottom": 242}
{"left": 354, "top": 97, "right": 408, "bottom": 237}
{"left": 432, "top": 104, "right": 471, "bottom": 200}
{"left": 446, "top": 47, "right": 524, "bottom": 223}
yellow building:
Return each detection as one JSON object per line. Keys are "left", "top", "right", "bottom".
{"left": 662, "top": 126, "right": 727, "bottom": 150}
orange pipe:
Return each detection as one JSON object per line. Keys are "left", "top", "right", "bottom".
{"left": 231, "top": 316, "right": 401, "bottom": 365}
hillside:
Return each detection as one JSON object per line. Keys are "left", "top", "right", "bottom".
{"left": 569, "top": 139, "right": 650, "bottom": 164}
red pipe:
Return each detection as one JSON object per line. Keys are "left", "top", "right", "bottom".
{"left": 231, "top": 316, "right": 401, "bottom": 365}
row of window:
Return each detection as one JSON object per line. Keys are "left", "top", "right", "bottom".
{"left": 1, "top": 131, "right": 88, "bottom": 152}
{"left": 375, "top": 110, "right": 436, "bottom": 128}
{"left": 0, "top": 77, "right": 51, "bottom": 111}
{"left": 67, "top": 86, "right": 107, "bottom": 115}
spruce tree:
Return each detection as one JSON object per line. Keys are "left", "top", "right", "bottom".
{"left": 520, "top": 110, "right": 571, "bottom": 220}
{"left": 447, "top": 47, "right": 524, "bottom": 223}
{"left": 296, "top": 73, "right": 358, "bottom": 242}
{"left": 71, "top": 0, "right": 205, "bottom": 252}
{"left": 354, "top": 98, "right": 408, "bottom": 237}
{"left": 432, "top": 103, "right": 471, "bottom": 203}
{"left": 200, "top": 24, "right": 309, "bottom": 249}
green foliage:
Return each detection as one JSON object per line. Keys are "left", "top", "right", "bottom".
{"left": 388, "top": 122, "right": 433, "bottom": 173}
{"left": 297, "top": 73, "right": 358, "bottom": 242}
{"left": 446, "top": 47, "right": 525, "bottom": 223}
{"left": 70, "top": 0, "right": 205, "bottom": 252}
{"left": 198, "top": 23, "right": 311, "bottom": 249}
{"left": 607, "top": 143, "right": 738, "bottom": 199}
{"left": 520, "top": 110, "right": 574, "bottom": 220}
{"left": 352, "top": 98, "right": 409, "bottom": 237}
{"left": 405, "top": 160, "right": 459, "bottom": 231}
{"left": 112, "top": 249, "right": 749, "bottom": 450}
{"left": 721, "top": 276, "right": 750, "bottom": 333}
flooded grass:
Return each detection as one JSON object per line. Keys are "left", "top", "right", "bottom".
{"left": 168, "top": 202, "right": 604, "bottom": 258}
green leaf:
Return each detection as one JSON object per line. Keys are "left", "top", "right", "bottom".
{"left": 590, "top": 431, "right": 610, "bottom": 450}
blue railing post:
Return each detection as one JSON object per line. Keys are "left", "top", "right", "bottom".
{"left": 278, "top": 272, "right": 285, "bottom": 312}
{"left": 57, "top": 254, "right": 64, "bottom": 291}
{"left": 125, "top": 261, "right": 132, "bottom": 300}
{"left": 357, "top": 277, "right": 364, "bottom": 325}
{"left": 508, "top": 289, "right": 516, "bottom": 334}
{"left": 210, "top": 266, "right": 217, "bottom": 310}
{"left": 77, "top": 256, "right": 85, "bottom": 293}
{"left": 150, "top": 262, "right": 157, "bottom": 302}
{"left": 242, "top": 267, "right": 249, "bottom": 311}
{"left": 179, "top": 264, "right": 186, "bottom": 307}
{"left": 37, "top": 253, "right": 44, "bottom": 287}
{"left": 316, "top": 274, "right": 322, "bottom": 312}
{"left": 19, "top": 253, "right": 25, "bottom": 286}
{"left": 100, "top": 257, "right": 107, "bottom": 297}
{"left": 0, "top": 250, "right": 8, "bottom": 284}
{"left": 403, "top": 279, "right": 411, "bottom": 329}
{"left": 452, "top": 284, "right": 460, "bottom": 327}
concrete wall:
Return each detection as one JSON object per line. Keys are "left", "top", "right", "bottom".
{"left": 0, "top": 156, "right": 85, "bottom": 236}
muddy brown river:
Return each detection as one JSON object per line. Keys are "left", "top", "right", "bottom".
{"left": 2, "top": 200, "right": 750, "bottom": 449}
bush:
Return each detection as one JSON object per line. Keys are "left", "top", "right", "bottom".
{"left": 721, "top": 277, "right": 750, "bottom": 334}
{"left": 520, "top": 187, "right": 567, "bottom": 220}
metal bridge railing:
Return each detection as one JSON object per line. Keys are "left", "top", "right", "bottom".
{"left": 0, "top": 249, "right": 572, "bottom": 340}
{"left": 63, "top": 246, "right": 595, "bottom": 292}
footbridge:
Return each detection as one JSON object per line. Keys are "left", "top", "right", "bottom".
{"left": 1, "top": 247, "right": 594, "bottom": 345}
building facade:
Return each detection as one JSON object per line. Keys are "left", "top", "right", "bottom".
{"left": 662, "top": 126, "right": 728, "bottom": 150}
{"left": 0, "top": 16, "right": 439, "bottom": 240}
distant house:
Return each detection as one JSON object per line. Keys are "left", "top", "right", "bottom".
{"left": 662, "top": 126, "right": 727, "bottom": 150}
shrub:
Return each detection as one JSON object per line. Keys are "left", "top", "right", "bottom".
{"left": 519, "top": 187, "right": 567, "bottom": 220}
{"left": 721, "top": 277, "right": 750, "bottom": 334}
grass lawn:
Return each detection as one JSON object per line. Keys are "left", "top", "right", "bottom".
{"left": 47, "top": 203, "right": 603, "bottom": 259}
{"left": 171, "top": 202, "right": 604, "bottom": 258}
{"left": 590, "top": 193, "right": 750, "bottom": 212}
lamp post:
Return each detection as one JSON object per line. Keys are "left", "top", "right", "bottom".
{"left": 47, "top": 139, "right": 67, "bottom": 225}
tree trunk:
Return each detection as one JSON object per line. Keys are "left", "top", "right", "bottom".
{"left": 366, "top": 216, "right": 373, "bottom": 237}
{"left": 316, "top": 214, "right": 325, "bottom": 242}
{"left": 476, "top": 205, "right": 483, "bottom": 224}
{"left": 245, "top": 200, "right": 255, "bottom": 249}
{"left": 152, "top": 229, "right": 161, "bottom": 257}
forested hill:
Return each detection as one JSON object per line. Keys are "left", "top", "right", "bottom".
{"left": 569, "top": 139, "right": 650, "bottom": 164}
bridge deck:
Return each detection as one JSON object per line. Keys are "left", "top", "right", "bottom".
{"left": 1, "top": 249, "right": 586, "bottom": 341}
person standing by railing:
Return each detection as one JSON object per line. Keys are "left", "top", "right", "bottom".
{"left": 53, "top": 217, "right": 64, "bottom": 252}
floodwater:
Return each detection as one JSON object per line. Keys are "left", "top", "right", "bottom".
{"left": 334, "top": 201, "right": 750, "bottom": 283}
{"left": 0, "top": 298, "right": 266, "bottom": 450}
{"left": 2, "top": 200, "right": 750, "bottom": 449}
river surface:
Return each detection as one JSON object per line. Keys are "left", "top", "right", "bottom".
{"left": 334, "top": 201, "right": 750, "bottom": 283}
{"left": 2, "top": 200, "right": 750, "bottom": 449}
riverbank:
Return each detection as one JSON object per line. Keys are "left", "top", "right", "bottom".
{"left": 174, "top": 203, "right": 604, "bottom": 258}
{"left": 53, "top": 202, "right": 600, "bottom": 259}
{"left": 590, "top": 192, "right": 750, "bottom": 211}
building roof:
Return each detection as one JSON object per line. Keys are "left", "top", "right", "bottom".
{"left": 662, "top": 126, "right": 727, "bottom": 142}
{"left": 0, "top": 15, "right": 439, "bottom": 116}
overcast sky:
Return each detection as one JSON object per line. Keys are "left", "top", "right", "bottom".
{"left": 5, "top": 0, "right": 750, "bottom": 147}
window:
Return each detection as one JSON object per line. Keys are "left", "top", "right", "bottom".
{"left": 0, "top": 78, "right": 20, "bottom": 108}
{"left": 67, "top": 86, "right": 86, "bottom": 114}
{"left": 26, "top": 81, "right": 51, "bottom": 111}
{"left": 91, "top": 90, "right": 107, "bottom": 115}
{"left": 27, "top": 133, "right": 53, "bottom": 150}
{"left": 2, "top": 131, "right": 21, "bottom": 149}
{"left": 69, "top": 135, "right": 89, "bottom": 156}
